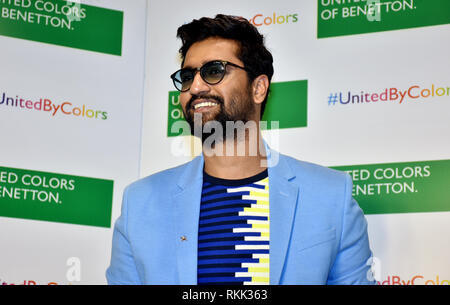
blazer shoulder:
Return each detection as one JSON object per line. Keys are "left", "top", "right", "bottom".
{"left": 124, "top": 159, "right": 196, "bottom": 199}
{"left": 281, "top": 154, "right": 350, "bottom": 185}
{"left": 278, "top": 154, "right": 353, "bottom": 209}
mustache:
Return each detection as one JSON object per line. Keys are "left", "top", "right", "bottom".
{"left": 186, "top": 94, "right": 224, "bottom": 110}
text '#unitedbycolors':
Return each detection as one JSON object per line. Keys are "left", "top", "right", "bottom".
{"left": 0, "top": 91, "right": 108, "bottom": 120}
{"left": 327, "top": 84, "right": 450, "bottom": 106}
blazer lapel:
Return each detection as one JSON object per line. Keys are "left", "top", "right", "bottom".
{"left": 267, "top": 150, "right": 299, "bottom": 285}
{"left": 173, "top": 155, "right": 204, "bottom": 284}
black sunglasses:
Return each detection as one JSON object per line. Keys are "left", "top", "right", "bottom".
{"left": 170, "top": 60, "right": 247, "bottom": 92}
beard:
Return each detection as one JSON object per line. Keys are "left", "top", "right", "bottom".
{"left": 183, "top": 87, "right": 256, "bottom": 144}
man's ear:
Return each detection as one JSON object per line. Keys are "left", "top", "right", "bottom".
{"left": 252, "top": 75, "right": 269, "bottom": 105}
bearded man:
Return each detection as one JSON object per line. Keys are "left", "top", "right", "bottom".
{"left": 106, "top": 14, "right": 376, "bottom": 285}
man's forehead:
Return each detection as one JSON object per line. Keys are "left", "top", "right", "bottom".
{"left": 183, "top": 37, "right": 241, "bottom": 68}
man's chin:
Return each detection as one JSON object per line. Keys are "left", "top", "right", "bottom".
{"left": 186, "top": 112, "right": 219, "bottom": 129}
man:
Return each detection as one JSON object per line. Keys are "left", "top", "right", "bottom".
{"left": 106, "top": 14, "right": 375, "bottom": 285}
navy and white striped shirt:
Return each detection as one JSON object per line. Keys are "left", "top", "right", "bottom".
{"left": 197, "top": 170, "right": 270, "bottom": 285}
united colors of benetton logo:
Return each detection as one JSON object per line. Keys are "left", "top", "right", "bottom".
{"left": 318, "top": 0, "right": 450, "bottom": 38}
{"left": 332, "top": 159, "right": 450, "bottom": 215}
{"left": 0, "top": 166, "right": 114, "bottom": 227}
{"left": 0, "top": 0, "right": 123, "bottom": 55}
{"left": 0, "top": 90, "right": 108, "bottom": 120}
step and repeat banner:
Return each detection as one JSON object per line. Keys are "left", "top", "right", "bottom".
{"left": 0, "top": 0, "right": 147, "bottom": 284}
{"left": 142, "top": 0, "right": 450, "bottom": 285}
{"left": 1, "top": 0, "right": 449, "bottom": 285}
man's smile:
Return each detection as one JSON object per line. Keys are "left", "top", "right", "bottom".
{"left": 190, "top": 99, "right": 220, "bottom": 112}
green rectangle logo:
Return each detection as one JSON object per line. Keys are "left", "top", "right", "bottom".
{"left": 262, "top": 80, "right": 308, "bottom": 130}
{"left": 0, "top": 0, "right": 123, "bottom": 55}
{"left": 318, "top": 0, "right": 450, "bottom": 38}
{"left": 0, "top": 166, "right": 114, "bottom": 227}
{"left": 167, "top": 80, "right": 308, "bottom": 137}
{"left": 332, "top": 159, "right": 450, "bottom": 215}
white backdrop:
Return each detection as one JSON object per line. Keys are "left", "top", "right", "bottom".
{"left": 141, "top": 0, "right": 450, "bottom": 285}
{"left": 0, "top": 0, "right": 147, "bottom": 285}
{"left": 0, "top": 0, "right": 448, "bottom": 285}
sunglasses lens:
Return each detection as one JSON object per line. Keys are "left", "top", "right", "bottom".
{"left": 201, "top": 62, "right": 225, "bottom": 85}
{"left": 172, "top": 69, "right": 194, "bottom": 92}
{"left": 171, "top": 61, "right": 228, "bottom": 92}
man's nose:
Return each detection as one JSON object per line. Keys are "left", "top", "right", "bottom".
{"left": 189, "top": 71, "right": 210, "bottom": 95}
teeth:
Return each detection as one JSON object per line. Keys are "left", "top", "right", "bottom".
{"left": 193, "top": 102, "right": 218, "bottom": 109}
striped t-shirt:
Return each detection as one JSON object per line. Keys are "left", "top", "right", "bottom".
{"left": 197, "top": 169, "right": 270, "bottom": 285}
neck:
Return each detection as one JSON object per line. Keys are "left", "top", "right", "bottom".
{"left": 202, "top": 129, "right": 267, "bottom": 179}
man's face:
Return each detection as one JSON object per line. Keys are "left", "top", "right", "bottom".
{"left": 180, "top": 37, "right": 257, "bottom": 140}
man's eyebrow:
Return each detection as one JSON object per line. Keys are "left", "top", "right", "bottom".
{"left": 182, "top": 59, "right": 221, "bottom": 69}
{"left": 181, "top": 63, "right": 193, "bottom": 69}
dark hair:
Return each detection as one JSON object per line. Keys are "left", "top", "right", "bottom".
{"left": 176, "top": 14, "right": 274, "bottom": 119}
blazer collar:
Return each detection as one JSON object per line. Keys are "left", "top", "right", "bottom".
{"left": 173, "top": 155, "right": 203, "bottom": 284}
{"left": 267, "top": 149, "right": 299, "bottom": 284}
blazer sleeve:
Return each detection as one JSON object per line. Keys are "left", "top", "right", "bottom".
{"left": 327, "top": 174, "right": 377, "bottom": 285}
{"left": 106, "top": 186, "right": 141, "bottom": 285}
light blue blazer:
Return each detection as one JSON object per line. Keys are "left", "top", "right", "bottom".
{"left": 106, "top": 147, "right": 375, "bottom": 285}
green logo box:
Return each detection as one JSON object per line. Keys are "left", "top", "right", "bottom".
{"left": 0, "top": 0, "right": 123, "bottom": 55}
{"left": 318, "top": 0, "right": 450, "bottom": 38}
{"left": 0, "top": 166, "right": 114, "bottom": 227}
{"left": 167, "top": 80, "right": 308, "bottom": 137}
{"left": 332, "top": 159, "right": 450, "bottom": 215}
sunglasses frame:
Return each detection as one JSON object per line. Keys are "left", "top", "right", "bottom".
{"left": 170, "top": 60, "right": 248, "bottom": 92}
